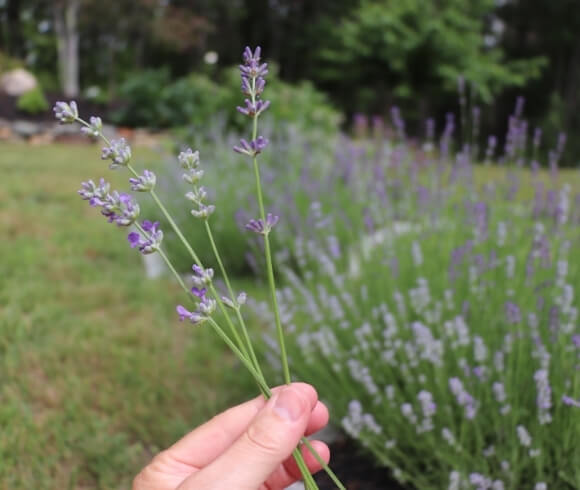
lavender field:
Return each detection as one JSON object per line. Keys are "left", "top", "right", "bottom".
{"left": 144, "top": 101, "right": 580, "bottom": 489}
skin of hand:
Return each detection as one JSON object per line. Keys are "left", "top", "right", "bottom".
{"left": 133, "top": 383, "right": 331, "bottom": 490}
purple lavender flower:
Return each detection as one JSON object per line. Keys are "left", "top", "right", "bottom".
{"left": 449, "top": 377, "right": 477, "bottom": 419}
{"left": 505, "top": 301, "right": 521, "bottom": 324}
{"left": 127, "top": 220, "right": 163, "bottom": 254}
{"left": 78, "top": 178, "right": 110, "bottom": 206}
{"left": 534, "top": 369, "right": 552, "bottom": 424}
{"left": 191, "top": 264, "right": 214, "bottom": 287}
{"left": 240, "top": 46, "right": 268, "bottom": 78}
{"left": 233, "top": 136, "right": 269, "bottom": 157}
{"left": 176, "top": 305, "right": 205, "bottom": 325}
{"left": 53, "top": 100, "right": 78, "bottom": 123}
{"left": 246, "top": 213, "right": 279, "bottom": 235}
{"left": 191, "top": 287, "right": 207, "bottom": 298}
{"left": 101, "top": 192, "right": 140, "bottom": 226}
{"left": 390, "top": 106, "right": 405, "bottom": 139}
{"left": 237, "top": 99, "right": 271, "bottom": 118}
{"left": 101, "top": 138, "right": 132, "bottom": 169}
{"left": 562, "top": 395, "right": 580, "bottom": 407}
{"left": 80, "top": 181, "right": 140, "bottom": 227}
{"left": 129, "top": 170, "right": 156, "bottom": 192}
{"left": 80, "top": 116, "right": 102, "bottom": 137}
{"left": 236, "top": 46, "right": 270, "bottom": 120}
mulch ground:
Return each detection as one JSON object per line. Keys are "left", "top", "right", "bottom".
{"left": 313, "top": 437, "right": 410, "bottom": 490}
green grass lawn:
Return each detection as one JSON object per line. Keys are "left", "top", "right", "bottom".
{"left": 0, "top": 142, "right": 260, "bottom": 489}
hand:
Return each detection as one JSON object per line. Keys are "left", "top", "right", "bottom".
{"left": 133, "top": 383, "right": 331, "bottom": 490}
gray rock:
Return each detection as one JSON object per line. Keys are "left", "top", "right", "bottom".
{"left": 0, "top": 68, "right": 38, "bottom": 96}
{"left": 12, "top": 120, "right": 42, "bottom": 138}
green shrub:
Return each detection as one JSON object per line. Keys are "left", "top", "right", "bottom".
{"left": 16, "top": 87, "right": 49, "bottom": 114}
{"left": 111, "top": 66, "right": 342, "bottom": 135}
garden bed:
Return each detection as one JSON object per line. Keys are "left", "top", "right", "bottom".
{"left": 314, "top": 437, "right": 409, "bottom": 490}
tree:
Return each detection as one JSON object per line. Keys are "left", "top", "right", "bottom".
{"left": 53, "top": 0, "right": 80, "bottom": 97}
{"left": 312, "top": 0, "right": 545, "bottom": 120}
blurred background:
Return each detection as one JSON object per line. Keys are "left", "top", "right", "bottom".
{"left": 1, "top": 1, "right": 579, "bottom": 489}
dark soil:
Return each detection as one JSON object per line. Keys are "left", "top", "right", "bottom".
{"left": 313, "top": 437, "right": 411, "bottom": 490}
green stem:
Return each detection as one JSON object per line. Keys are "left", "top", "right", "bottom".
{"left": 249, "top": 80, "right": 291, "bottom": 385}
{"left": 204, "top": 220, "right": 263, "bottom": 374}
{"left": 208, "top": 318, "right": 271, "bottom": 395}
{"left": 301, "top": 438, "right": 346, "bottom": 490}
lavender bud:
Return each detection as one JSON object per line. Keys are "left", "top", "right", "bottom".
{"left": 245, "top": 213, "right": 279, "bottom": 235}
{"left": 129, "top": 170, "right": 156, "bottom": 192}
{"left": 185, "top": 187, "right": 208, "bottom": 204}
{"left": 176, "top": 305, "right": 206, "bottom": 325}
{"left": 237, "top": 99, "right": 271, "bottom": 118}
{"left": 101, "top": 138, "right": 132, "bottom": 169}
{"left": 221, "top": 296, "right": 236, "bottom": 309}
{"left": 562, "top": 395, "right": 580, "bottom": 407}
{"left": 127, "top": 220, "right": 163, "bottom": 254}
{"left": 178, "top": 148, "right": 200, "bottom": 170}
{"left": 53, "top": 100, "right": 78, "bottom": 124}
{"left": 78, "top": 178, "right": 110, "bottom": 206}
{"left": 182, "top": 168, "right": 204, "bottom": 184}
{"left": 191, "top": 265, "right": 214, "bottom": 287}
{"left": 191, "top": 204, "right": 216, "bottom": 219}
{"left": 233, "top": 136, "right": 269, "bottom": 156}
{"left": 80, "top": 116, "right": 103, "bottom": 137}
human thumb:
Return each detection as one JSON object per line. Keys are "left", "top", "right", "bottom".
{"left": 179, "top": 385, "right": 313, "bottom": 490}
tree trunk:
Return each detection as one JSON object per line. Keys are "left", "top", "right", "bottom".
{"left": 54, "top": 0, "right": 80, "bottom": 98}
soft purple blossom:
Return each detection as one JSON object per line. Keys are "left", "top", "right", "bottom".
{"left": 505, "top": 301, "right": 521, "bottom": 324}
{"left": 129, "top": 170, "right": 156, "bottom": 192}
{"left": 101, "top": 138, "right": 132, "bottom": 169}
{"left": 80, "top": 182, "right": 140, "bottom": 227}
{"left": 237, "top": 98, "right": 271, "bottom": 118}
{"left": 562, "top": 395, "right": 580, "bottom": 407}
{"left": 78, "top": 178, "right": 110, "bottom": 206}
{"left": 534, "top": 369, "right": 552, "bottom": 424}
{"left": 127, "top": 220, "right": 163, "bottom": 254}
{"left": 53, "top": 100, "right": 78, "bottom": 123}
{"left": 233, "top": 136, "right": 269, "bottom": 156}
{"left": 246, "top": 213, "right": 279, "bottom": 234}
{"left": 80, "top": 116, "right": 102, "bottom": 137}
{"left": 175, "top": 305, "right": 206, "bottom": 325}
{"left": 191, "top": 264, "right": 214, "bottom": 287}
{"left": 178, "top": 148, "right": 200, "bottom": 169}
{"left": 191, "top": 204, "right": 216, "bottom": 219}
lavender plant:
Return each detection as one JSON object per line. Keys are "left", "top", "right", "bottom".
{"left": 53, "top": 47, "right": 345, "bottom": 490}
{"left": 256, "top": 108, "right": 580, "bottom": 489}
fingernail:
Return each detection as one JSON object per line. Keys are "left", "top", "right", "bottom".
{"left": 273, "top": 387, "right": 304, "bottom": 421}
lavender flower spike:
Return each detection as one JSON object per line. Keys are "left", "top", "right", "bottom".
{"left": 101, "top": 138, "right": 132, "bottom": 169}
{"left": 233, "top": 136, "right": 269, "bottom": 157}
{"left": 102, "top": 192, "right": 140, "bottom": 226}
{"left": 246, "top": 213, "right": 279, "bottom": 235}
{"left": 127, "top": 220, "right": 163, "bottom": 254}
{"left": 178, "top": 148, "right": 200, "bottom": 170}
{"left": 78, "top": 178, "right": 110, "bottom": 207}
{"left": 53, "top": 100, "right": 78, "bottom": 123}
{"left": 191, "top": 264, "right": 214, "bottom": 287}
{"left": 562, "top": 395, "right": 580, "bottom": 407}
{"left": 81, "top": 116, "right": 103, "bottom": 137}
{"left": 129, "top": 170, "right": 156, "bottom": 192}
{"left": 237, "top": 99, "right": 271, "bottom": 118}
{"left": 176, "top": 305, "right": 205, "bottom": 325}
